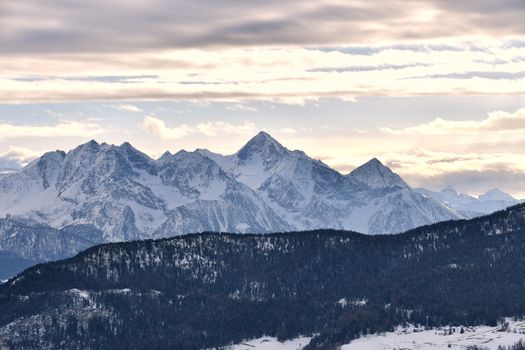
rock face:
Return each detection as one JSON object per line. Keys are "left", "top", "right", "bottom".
{"left": 0, "top": 203, "right": 524, "bottom": 350}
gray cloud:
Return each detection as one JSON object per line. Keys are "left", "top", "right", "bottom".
{"left": 1, "top": 0, "right": 524, "bottom": 54}
{"left": 407, "top": 71, "right": 525, "bottom": 80}
{"left": 432, "top": 1, "right": 525, "bottom": 34}
{"left": 12, "top": 75, "right": 158, "bottom": 83}
{"left": 315, "top": 43, "right": 486, "bottom": 56}
{"left": 308, "top": 63, "right": 430, "bottom": 73}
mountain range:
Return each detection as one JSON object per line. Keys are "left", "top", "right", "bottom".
{"left": 1, "top": 203, "right": 524, "bottom": 349}
{"left": 416, "top": 186, "right": 521, "bottom": 217}
{"left": 0, "top": 132, "right": 519, "bottom": 277}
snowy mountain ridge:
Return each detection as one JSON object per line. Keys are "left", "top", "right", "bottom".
{"left": 0, "top": 138, "right": 289, "bottom": 243}
{"left": 0, "top": 131, "right": 502, "bottom": 246}
{"left": 197, "top": 131, "right": 459, "bottom": 234}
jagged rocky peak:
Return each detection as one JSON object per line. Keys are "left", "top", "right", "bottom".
{"left": 236, "top": 131, "right": 288, "bottom": 161}
{"left": 119, "top": 141, "right": 153, "bottom": 158}
{"left": 163, "top": 149, "right": 226, "bottom": 179}
{"left": 24, "top": 149, "right": 66, "bottom": 169}
{"left": 172, "top": 149, "right": 197, "bottom": 161}
{"left": 349, "top": 158, "right": 409, "bottom": 189}
{"left": 21, "top": 150, "right": 66, "bottom": 189}
{"left": 118, "top": 141, "right": 140, "bottom": 154}
{"left": 26, "top": 149, "right": 66, "bottom": 169}
{"left": 479, "top": 188, "right": 516, "bottom": 202}
{"left": 118, "top": 141, "right": 155, "bottom": 172}
{"left": 66, "top": 139, "right": 149, "bottom": 167}
{"left": 194, "top": 148, "right": 218, "bottom": 159}
{"left": 64, "top": 139, "right": 103, "bottom": 162}
{"left": 56, "top": 140, "right": 136, "bottom": 187}
{"left": 79, "top": 139, "right": 101, "bottom": 152}
{"left": 157, "top": 150, "right": 173, "bottom": 163}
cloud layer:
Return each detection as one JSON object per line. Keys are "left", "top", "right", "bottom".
{"left": 381, "top": 108, "right": 525, "bottom": 135}
{"left": 0, "top": 1, "right": 524, "bottom": 103}
{"left": 0, "top": 120, "right": 109, "bottom": 139}
{"left": 0, "top": 1, "right": 523, "bottom": 196}
{"left": 143, "top": 116, "right": 256, "bottom": 140}
{"left": 2, "top": 0, "right": 525, "bottom": 53}
{"left": 1, "top": 41, "right": 525, "bottom": 104}
{"left": 0, "top": 146, "right": 42, "bottom": 168}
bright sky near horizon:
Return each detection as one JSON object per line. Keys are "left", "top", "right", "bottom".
{"left": 0, "top": 0, "right": 524, "bottom": 197}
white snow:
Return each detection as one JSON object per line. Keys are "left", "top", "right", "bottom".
{"left": 224, "top": 336, "right": 311, "bottom": 350}
{"left": 227, "top": 321, "right": 525, "bottom": 350}
{"left": 343, "top": 321, "right": 525, "bottom": 350}
{"left": 349, "top": 158, "right": 409, "bottom": 190}
{"left": 200, "top": 134, "right": 459, "bottom": 235}
{"left": 0, "top": 135, "right": 469, "bottom": 238}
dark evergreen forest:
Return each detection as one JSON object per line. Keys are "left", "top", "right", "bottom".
{"left": 1, "top": 203, "right": 525, "bottom": 349}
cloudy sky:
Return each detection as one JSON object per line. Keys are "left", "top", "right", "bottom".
{"left": 1, "top": 0, "right": 524, "bottom": 197}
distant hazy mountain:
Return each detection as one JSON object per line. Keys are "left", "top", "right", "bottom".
{"left": 416, "top": 186, "right": 520, "bottom": 218}
{"left": 1, "top": 203, "right": 524, "bottom": 349}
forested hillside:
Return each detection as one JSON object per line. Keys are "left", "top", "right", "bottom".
{"left": 1, "top": 204, "right": 524, "bottom": 349}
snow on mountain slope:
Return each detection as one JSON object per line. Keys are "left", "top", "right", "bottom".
{"left": 348, "top": 158, "right": 409, "bottom": 189}
{"left": 0, "top": 139, "right": 289, "bottom": 242}
{"left": 0, "top": 132, "right": 463, "bottom": 239}
{"left": 199, "top": 132, "right": 459, "bottom": 234}
{"left": 416, "top": 186, "right": 520, "bottom": 218}
{"left": 153, "top": 150, "right": 290, "bottom": 236}
{"left": 0, "top": 217, "right": 104, "bottom": 261}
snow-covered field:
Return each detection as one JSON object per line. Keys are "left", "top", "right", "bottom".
{"left": 221, "top": 336, "right": 311, "bottom": 350}
{"left": 343, "top": 321, "right": 525, "bottom": 349}
{"left": 229, "top": 320, "right": 525, "bottom": 350}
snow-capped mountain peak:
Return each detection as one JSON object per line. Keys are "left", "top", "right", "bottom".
{"left": 236, "top": 131, "right": 288, "bottom": 161}
{"left": 118, "top": 142, "right": 156, "bottom": 173}
{"left": 349, "top": 158, "right": 409, "bottom": 189}
{"left": 157, "top": 150, "right": 173, "bottom": 164}
{"left": 0, "top": 134, "right": 461, "bottom": 239}
{"left": 198, "top": 135, "right": 457, "bottom": 234}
